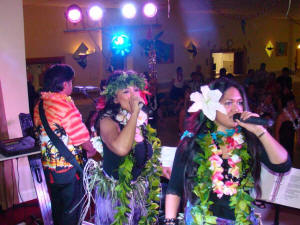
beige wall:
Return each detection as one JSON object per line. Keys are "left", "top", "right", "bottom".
{"left": 0, "top": 0, "right": 36, "bottom": 204}
{"left": 23, "top": 4, "right": 105, "bottom": 86}
{"left": 23, "top": 2, "right": 298, "bottom": 86}
{"left": 0, "top": 0, "right": 28, "bottom": 138}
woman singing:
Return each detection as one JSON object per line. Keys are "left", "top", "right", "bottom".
{"left": 165, "top": 78, "right": 291, "bottom": 225}
{"left": 83, "top": 71, "right": 161, "bottom": 225}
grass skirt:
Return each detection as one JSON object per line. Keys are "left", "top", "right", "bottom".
{"left": 93, "top": 170, "right": 149, "bottom": 225}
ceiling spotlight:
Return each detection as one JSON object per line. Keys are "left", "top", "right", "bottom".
{"left": 111, "top": 33, "right": 132, "bottom": 56}
{"left": 143, "top": 2, "right": 157, "bottom": 18}
{"left": 88, "top": 5, "right": 103, "bottom": 21}
{"left": 122, "top": 3, "right": 137, "bottom": 19}
{"left": 66, "top": 4, "right": 82, "bottom": 23}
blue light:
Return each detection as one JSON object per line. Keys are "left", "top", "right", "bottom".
{"left": 111, "top": 33, "right": 132, "bottom": 56}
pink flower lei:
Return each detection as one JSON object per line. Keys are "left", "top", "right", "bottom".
{"left": 209, "top": 128, "right": 244, "bottom": 198}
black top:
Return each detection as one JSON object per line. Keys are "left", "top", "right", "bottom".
{"left": 103, "top": 141, "right": 152, "bottom": 180}
{"left": 167, "top": 139, "right": 292, "bottom": 220}
{"left": 279, "top": 121, "right": 295, "bottom": 161}
{"left": 102, "top": 119, "right": 153, "bottom": 180}
{"left": 276, "top": 75, "right": 292, "bottom": 90}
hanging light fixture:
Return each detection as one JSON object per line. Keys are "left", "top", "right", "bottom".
{"left": 121, "top": 3, "right": 137, "bottom": 19}
{"left": 143, "top": 2, "right": 157, "bottom": 18}
{"left": 88, "top": 5, "right": 104, "bottom": 21}
{"left": 66, "top": 4, "right": 82, "bottom": 23}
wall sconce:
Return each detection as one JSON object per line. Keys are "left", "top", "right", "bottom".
{"left": 265, "top": 41, "right": 274, "bottom": 57}
{"left": 72, "top": 42, "right": 95, "bottom": 68}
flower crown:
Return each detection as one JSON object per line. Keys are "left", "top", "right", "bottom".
{"left": 188, "top": 85, "right": 227, "bottom": 121}
{"left": 101, "top": 71, "right": 147, "bottom": 100}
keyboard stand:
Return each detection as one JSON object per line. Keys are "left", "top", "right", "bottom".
{"left": 28, "top": 154, "right": 53, "bottom": 225}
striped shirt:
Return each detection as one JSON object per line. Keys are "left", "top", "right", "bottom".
{"left": 34, "top": 92, "right": 90, "bottom": 181}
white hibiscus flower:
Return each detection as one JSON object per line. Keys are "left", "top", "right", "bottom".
{"left": 188, "top": 85, "right": 227, "bottom": 121}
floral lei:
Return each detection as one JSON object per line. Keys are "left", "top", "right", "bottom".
{"left": 112, "top": 109, "right": 162, "bottom": 225}
{"left": 190, "top": 123, "right": 254, "bottom": 225}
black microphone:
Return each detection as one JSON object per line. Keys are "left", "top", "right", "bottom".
{"left": 138, "top": 102, "right": 154, "bottom": 119}
{"left": 233, "top": 113, "right": 274, "bottom": 127}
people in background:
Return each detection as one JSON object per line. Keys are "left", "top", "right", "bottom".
{"left": 170, "top": 66, "right": 185, "bottom": 100}
{"left": 244, "top": 69, "right": 255, "bottom": 88}
{"left": 165, "top": 78, "right": 291, "bottom": 225}
{"left": 246, "top": 82, "right": 259, "bottom": 113}
{"left": 188, "top": 65, "right": 204, "bottom": 91}
{"left": 275, "top": 94, "right": 300, "bottom": 163}
{"left": 254, "top": 63, "right": 268, "bottom": 89}
{"left": 276, "top": 67, "right": 292, "bottom": 91}
{"left": 219, "top": 67, "right": 227, "bottom": 78}
{"left": 33, "top": 64, "right": 101, "bottom": 225}
{"left": 257, "top": 92, "right": 277, "bottom": 122}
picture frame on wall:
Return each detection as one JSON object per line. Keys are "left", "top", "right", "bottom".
{"left": 276, "top": 42, "right": 288, "bottom": 56}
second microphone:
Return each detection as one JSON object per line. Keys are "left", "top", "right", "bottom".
{"left": 233, "top": 113, "right": 274, "bottom": 127}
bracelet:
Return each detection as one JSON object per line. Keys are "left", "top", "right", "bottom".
{"left": 164, "top": 218, "right": 177, "bottom": 225}
{"left": 257, "top": 128, "right": 266, "bottom": 138}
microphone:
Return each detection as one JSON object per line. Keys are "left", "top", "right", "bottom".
{"left": 138, "top": 102, "right": 154, "bottom": 119}
{"left": 233, "top": 113, "right": 274, "bottom": 127}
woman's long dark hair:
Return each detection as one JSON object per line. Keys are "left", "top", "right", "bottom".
{"left": 180, "top": 77, "right": 262, "bottom": 204}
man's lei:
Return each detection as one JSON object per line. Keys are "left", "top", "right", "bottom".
{"left": 185, "top": 85, "right": 254, "bottom": 224}
{"left": 112, "top": 109, "right": 162, "bottom": 225}
{"left": 101, "top": 71, "right": 147, "bottom": 100}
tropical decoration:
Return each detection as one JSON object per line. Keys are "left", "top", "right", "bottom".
{"left": 138, "top": 31, "right": 174, "bottom": 64}
{"left": 73, "top": 42, "right": 89, "bottom": 68}
{"left": 186, "top": 42, "right": 197, "bottom": 58}
{"left": 265, "top": 41, "right": 274, "bottom": 57}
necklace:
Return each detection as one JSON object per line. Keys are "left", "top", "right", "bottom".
{"left": 210, "top": 130, "right": 244, "bottom": 198}
{"left": 283, "top": 108, "right": 300, "bottom": 130}
{"left": 191, "top": 126, "right": 254, "bottom": 225}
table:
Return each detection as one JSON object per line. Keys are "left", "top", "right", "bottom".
{"left": 0, "top": 151, "right": 53, "bottom": 225}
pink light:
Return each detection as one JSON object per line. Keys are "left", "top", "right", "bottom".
{"left": 66, "top": 5, "right": 82, "bottom": 23}
{"left": 143, "top": 3, "right": 157, "bottom": 18}
{"left": 88, "top": 5, "right": 103, "bottom": 21}
{"left": 122, "top": 3, "right": 137, "bottom": 19}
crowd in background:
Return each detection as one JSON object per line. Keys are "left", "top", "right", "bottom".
{"left": 144, "top": 63, "right": 299, "bottom": 166}
{"left": 27, "top": 62, "right": 300, "bottom": 166}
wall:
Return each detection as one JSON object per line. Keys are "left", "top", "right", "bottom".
{"left": 0, "top": 0, "right": 28, "bottom": 138}
{"left": 0, "top": 0, "right": 36, "bottom": 205}
{"left": 23, "top": 2, "right": 298, "bottom": 86}
{"left": 23, "top": 4, "right": 105, "bottom": 87}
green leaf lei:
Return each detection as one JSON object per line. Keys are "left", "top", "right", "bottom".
{"left": 191, "top": 123, "right": 254, "bottom": 225}
{"left": 112, "top": 124, "right": 162, "bottom": 225}
{"left": 101, "top": 72, "right": 146, "bottom": 100}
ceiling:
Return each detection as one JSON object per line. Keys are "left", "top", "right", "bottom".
{"left": 23, "top": 0, "right": 300, "bottom": 20}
